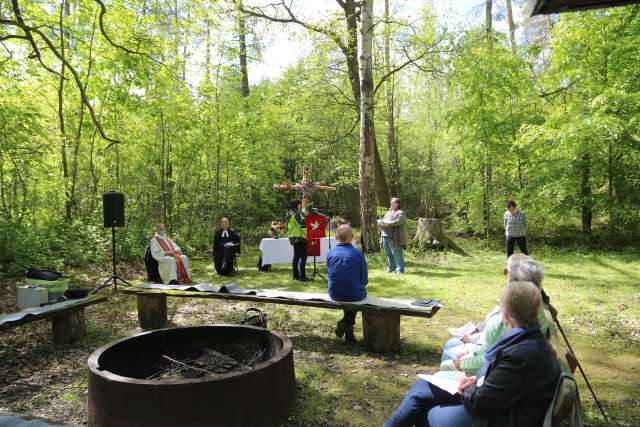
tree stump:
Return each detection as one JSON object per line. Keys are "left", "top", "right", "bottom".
{"left": 413, "top": 218, "right": 466, "bottom": 255}
{"left": 138, "top": 294, "right": 167, "bottom": 329}
{"left": 362, "top": 312, "right": 400, "bottom": 352}
{"left": 51, "top": 309, "right": 86, "bottom": 344}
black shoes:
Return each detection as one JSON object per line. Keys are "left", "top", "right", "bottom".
{"left": 169, "top": 279, "right": 179, "bottom": 285}
{"left": 335, "top": 320, "right": 346, "bottom": 338}
{"left": 335, "top": 321, "right": 357, "bottom": 343}
{"left": 345, "top": 327, "right": 356, "bottom": 343}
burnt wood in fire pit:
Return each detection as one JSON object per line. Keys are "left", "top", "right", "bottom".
{"left": 87, "top": 325, "right": 295, "bottom": 427}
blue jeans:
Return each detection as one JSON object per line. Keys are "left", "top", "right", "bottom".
{"left": 383, "top": 379, "right": 472, "bottom": 427}
{"left": 441, "top": 338, "right": 463, "bottom": 363}
{"left": 383, "top": 236, "right": 405, "bottom": 273}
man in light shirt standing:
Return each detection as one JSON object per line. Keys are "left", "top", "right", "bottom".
{"left": 377, "top": 198, "right": 408, "bottom": 274}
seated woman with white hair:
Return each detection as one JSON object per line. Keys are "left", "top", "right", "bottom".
{"left": 440, "top": 254, "right": 533, "bottom": 364}
{"left": 384, "top": 281, "right": 560, "bottom": 427}
{"left": 441, "top": 256, "right": 549, "bottom": 374}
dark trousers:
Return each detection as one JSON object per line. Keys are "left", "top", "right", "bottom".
{"left": 506, "top": 236, "right": 529, "bottom": 258}
{"left": 214, "top": 247, "right": 236, "bottom": 275}
{"left": 341, "top": 310, "right": 357, "bottom": 328}
{"left": 292, "top": 240, "right": 308, "bottom": 279}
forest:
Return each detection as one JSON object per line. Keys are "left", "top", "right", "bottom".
{"left": 0, "top": 0, "right": 638, "bottom": 273}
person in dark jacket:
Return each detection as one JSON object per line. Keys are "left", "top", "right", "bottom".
{"left": 327, "top": 224, "right": 368, "bottom": 344}
{"left": 213, "top": 216, "right": 241, "bottom": 276}
{"left": 384, "top": 281, "right": 560, "bottom": 427}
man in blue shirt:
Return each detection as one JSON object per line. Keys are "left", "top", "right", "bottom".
{"left": 327, "top": 224, "right": 368, "bottom": 343}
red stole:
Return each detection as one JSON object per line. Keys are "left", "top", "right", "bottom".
{"left": 155, "top": 236, "right": 192, "bottom": 284}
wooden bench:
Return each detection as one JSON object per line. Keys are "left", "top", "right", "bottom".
{"left": 122, "top": 286, "right": 440, "bottom": 352}
{"left": 0, "top": 296, "right": 107, "bottom": 344}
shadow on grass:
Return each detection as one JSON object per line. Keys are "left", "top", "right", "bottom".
{"left": 591, "top": 256, "right": 640, "bottom": 282}
{"left": 286, "top": 377, "right": 336, "bottom": 427}
{"left": 291, "top": 332, "right": 441, "bottom": 363}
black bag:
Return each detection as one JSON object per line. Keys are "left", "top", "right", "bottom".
{"left": 144, "top": 245, "right": 162, "bottom": 283}
{"left": 241, "top": 308, "right": 268, "bottom": 328}
{"left": 257, "top": 256, "right": 271, "bottom": 272}
{"left": 25, "top": 269, "right": 62, "bottom": 281}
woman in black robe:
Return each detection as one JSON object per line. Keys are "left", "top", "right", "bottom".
{"left": 213, "top": 216, "right": 241, "bottom": 276}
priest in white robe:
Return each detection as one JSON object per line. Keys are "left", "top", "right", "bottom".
{"left": 150, "top": 223, "right": 192, "bottom": 284}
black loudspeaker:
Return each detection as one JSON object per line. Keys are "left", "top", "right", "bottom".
{"left": 103, "top": 192, "right": 125, "bottom": 228}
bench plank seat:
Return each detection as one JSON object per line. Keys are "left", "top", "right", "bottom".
{"left": 123, "top": 286, "right": 440, "bottom": 352}
{"left": 0, "top": 296, "right": 107, "bottom": 344}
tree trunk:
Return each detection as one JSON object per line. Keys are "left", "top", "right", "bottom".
{"left": 505, "top": 0, "right": 516, "bottom": 54}
{"left": 358, "top": 0, "right": 379, "bottom": 253}
{"left": 384, "top": 0, "right": 399, "bottom": 196}
{"left": 485, "top": 0, "right": 493, "bottom": 37}
{"left": 414, "top": 218, "right": 466, "bottom": 255}
{"left": 137, "top": 294, "right": 168, "bottom": 329}
{"left": 342, "top": 0, "right": 389, "bottom": 205}
{"left": 580, "top": 153, "right": 592, "bottom": 234}
{"left": 58, "top": 0, "right": 71, "bottom": 223}
{"left": 362, "top": 312, "right": 400, "bottom": 352}
{"left": 237, "top": 0, "right": 250, "bottom": 98}
{"left": 52, "top": 309, "right": 86, "bottom": 344}
{"left": 482, "top": 147, "right": 492, "bottom": 242}
{"left": 160, "top": 110, "right": 168, "bottom": 225}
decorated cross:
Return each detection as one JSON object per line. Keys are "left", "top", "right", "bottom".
{"left": 273, "top": 164, "right": 336, "bottom": 208}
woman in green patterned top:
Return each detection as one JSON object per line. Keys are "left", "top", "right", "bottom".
{"left": 441, "top": 259, "right": 549, "bottom": 375}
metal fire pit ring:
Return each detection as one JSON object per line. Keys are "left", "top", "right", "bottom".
{"left": 88, "top": 325, "right": 295, "bottom": 427}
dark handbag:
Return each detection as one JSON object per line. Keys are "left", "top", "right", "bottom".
{"left": 144, "top": 245, "right": 162, "bottom": 283}
{"left": 241, "top": 308, "right": 268, "bottom": 328}
{"left": 25, "top": 269, "right": 62, "bottom": 281}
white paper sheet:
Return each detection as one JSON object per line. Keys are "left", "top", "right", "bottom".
{"left": 417, "top": 374, "right": 460, "bottom": 395}
{"left": 448, "top": 322, "right": 476, "bottom": 338}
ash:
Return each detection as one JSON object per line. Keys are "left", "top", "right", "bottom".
{"left": 147, "top": 348, "right": 265, "bottom": 380}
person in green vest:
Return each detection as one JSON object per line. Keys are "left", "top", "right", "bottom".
{"left": 286, "top": 200, "right": 310, "bottom": 282}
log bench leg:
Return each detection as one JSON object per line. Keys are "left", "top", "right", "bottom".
{"left": 51, "top": 309, "right": 86, "bottom": 344}
{"left": 362, "top": 312, "right": 400, "bottom": 352}
{"left": 137, "top": 294, "right": 167, "bottom": 329}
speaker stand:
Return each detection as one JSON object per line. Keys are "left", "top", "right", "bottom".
{"left": 91, "top": 227, "right": 130, "bottom": 295}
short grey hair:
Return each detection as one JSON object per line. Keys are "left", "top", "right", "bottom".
{"left": 506, "top": 254, "right": 532, "bottom": 275}
{"left": 509, "top": 259, "right": 544, "bottom": 289}
{"left": 501, "top": 281, "right": 541, "bottom": 328}
{"left": 335, "top": 224, "right": 353, "bottom": 242}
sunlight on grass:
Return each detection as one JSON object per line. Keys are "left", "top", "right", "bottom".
{"left": 126, "top": 240, "right": 640, "bottom": 425}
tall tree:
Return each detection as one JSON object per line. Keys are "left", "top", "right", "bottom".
{"left": 505, "top": 0, "right": 516, "bottom": 54}
{"left": 57, "top": 0, "right": 71, "bottom": 222}
{"left": 384, "top": 0, "right": 399, "bottom": 196}
{"left": 358, "top": 0, "right": 378, "bottom": 252}
{"left": 236, "top": 0, "right": 250, "bottom": 97}
{"left": 485, "top": 0, "right": 493, "bottom": 36}
{"left": 239, "top": 0, "right": 390, "bottom": 204}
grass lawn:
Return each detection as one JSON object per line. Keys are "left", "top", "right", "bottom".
{"left": 1, "top": 238, "right": 639, "bottom": 426}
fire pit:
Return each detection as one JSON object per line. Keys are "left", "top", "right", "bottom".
{"left": 88, "top": 325, "right": 295, "bottom": 427}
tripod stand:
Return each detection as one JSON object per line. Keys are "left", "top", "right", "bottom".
{"left": 542, "top": 289, "right": 608, "bottom": 422}
{"left": 309, "top": 238, "right": 327, "bottom": 282}
{"left": 91, "top": 226, "right": 130, "bottom": 295}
